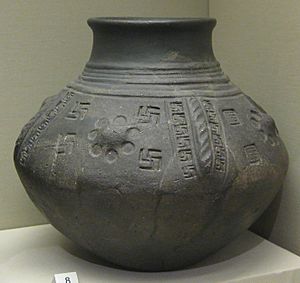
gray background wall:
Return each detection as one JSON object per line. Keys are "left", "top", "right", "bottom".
{"left": 210, "top": 0, "right": 300, "bottom": 256}
{"left": 0, "top": 0, "right": 208, "bottom": 230}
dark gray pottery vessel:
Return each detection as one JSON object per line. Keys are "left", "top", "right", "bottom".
{"left": 14, "top": 17, "right": 288, "bottom": 271}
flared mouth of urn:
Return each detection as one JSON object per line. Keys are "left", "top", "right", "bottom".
{"left": 88, "top": 17, "right": 216, "bottom": 28}
{"left": 86, "top": 16, "right": 217, "bottom": 66}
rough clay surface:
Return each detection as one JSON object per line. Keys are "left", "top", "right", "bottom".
{"left": 14, "top": 17, "right": 288, "bottom": 271}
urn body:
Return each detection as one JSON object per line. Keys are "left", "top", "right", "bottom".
{"left": 14, "top": 18, "right": 288, "bottom": 271}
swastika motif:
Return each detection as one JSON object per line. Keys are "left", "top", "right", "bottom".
{"left": 65, "top": 101, "right": 91, "bottom": 120}
{"left": 19, "top": 90, "right": 74, "bottom": 166}
{"left": 168, "top": 100, "right": 197, "bottom": 179}
{"left": 182, "top": 164, "right": 197, "bottom": 179}
{"left": 50, "top": 133, "right": 76, "bottom": 178}
{"left": 53, "top": 134, "right": 76, "bottom": 155}
{"left": 139, "top": 149, "right": 162, "bottom": 171}
{"left": 178, "top": 149, "right": 193, "bottom": 162}
{"left": 137, "top": 106, "right": 160, "bottom": 124}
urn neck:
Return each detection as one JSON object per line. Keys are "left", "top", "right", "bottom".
{"left": 86, "top": 17, "right": 217, "bottom": 68}
{"left": 71, "top": 17, "right": 241, "bottom": 97}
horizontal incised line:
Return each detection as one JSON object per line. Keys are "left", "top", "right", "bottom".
{"left": 66, "top": 82, "right": 242, "bottom": 98}
{"left": 83, "top": 66, "right": 222, "bottom": 75}
{"left": 85, "top": 61, "right": 221, "bottom": 71}
{"left": 79, "top": 75, "right": 229, "bottom": 85}
{"left": 80, "top": 65, "right": 229, "bottom": 85}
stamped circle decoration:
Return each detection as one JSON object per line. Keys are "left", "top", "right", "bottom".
{"left": 87, "top": 116, "right": 141, "bottom": 162}
{"left": 249, "top": 109, "right": 279, "bottom": 146}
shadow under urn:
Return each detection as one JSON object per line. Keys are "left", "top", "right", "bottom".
{"left": 14, "top": 17, "right": 288, "bottom": 271}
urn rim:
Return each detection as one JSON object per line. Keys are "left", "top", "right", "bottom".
{"left": 87, "top": 17, "right": 217, "bottom": 27}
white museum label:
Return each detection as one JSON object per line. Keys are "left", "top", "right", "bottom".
{"left": 54, "top": 272, "right": 79, "bottom": 283}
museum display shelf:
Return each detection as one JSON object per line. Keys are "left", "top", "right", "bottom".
{"left": 0, "top": 224, "right": 300, "bottom": 282}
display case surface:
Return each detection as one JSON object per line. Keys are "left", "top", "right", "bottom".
{"left": 0, "top": 224, "right": 300, "bottom": 282}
